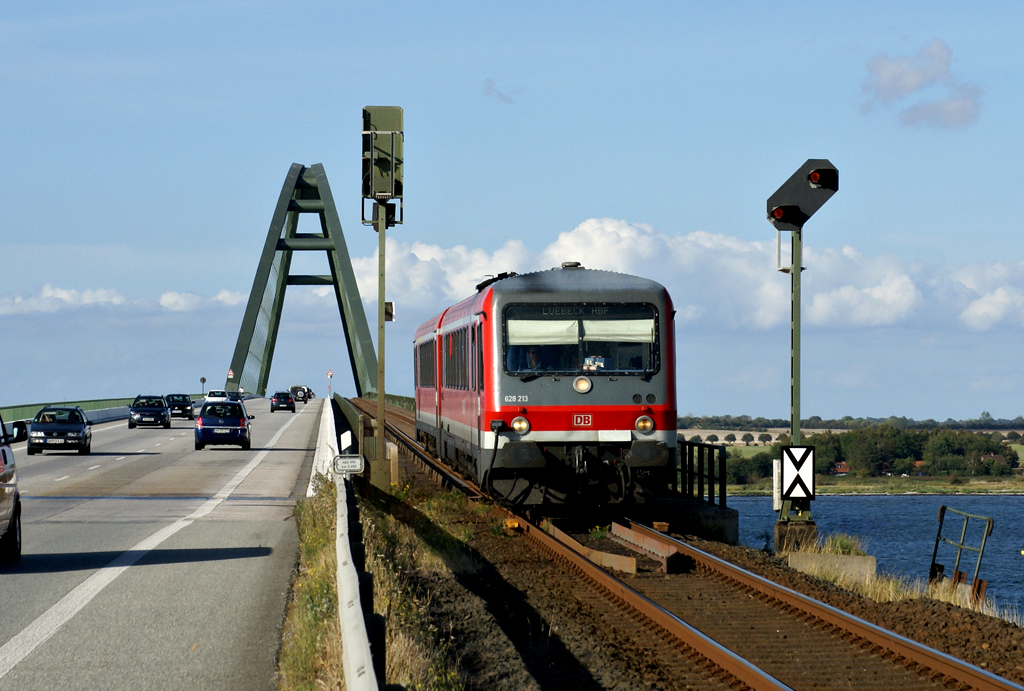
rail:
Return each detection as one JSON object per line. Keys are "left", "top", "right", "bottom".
{"left": 622, "top": 521, "right": 1023, "bottom": 691}
{"left": 362, "top": 400, "right": 1022, "bottom": 690}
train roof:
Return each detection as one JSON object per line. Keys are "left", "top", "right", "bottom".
{"left": 485, "top": 263, "right": 668, "bottom": 296}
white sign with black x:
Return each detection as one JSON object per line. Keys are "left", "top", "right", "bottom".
{"left": 781, "top": 446, "right": 815, "bottom": 500}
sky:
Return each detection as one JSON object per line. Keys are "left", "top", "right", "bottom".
{"left": 3, "top": 1, "right": 1024, "bottom": 421}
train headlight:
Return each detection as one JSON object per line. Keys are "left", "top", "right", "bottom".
{"left": 635, "top": 416, "right": 655, "bottom": 433}
{"left": 511, "top": 416, "right": 530, "bottom": 435}
{"left": 573, "top": 376, "right": 592, "bottom": 394}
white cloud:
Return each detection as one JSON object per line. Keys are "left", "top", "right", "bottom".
{"left": 0, "top": 284, "right": 125, "bottom": 314}
{"left": 159, "top": 289, "right": 248, "bottom": 312}
{"left": 959, "top": 287, "right": 1024, "bottom": 331}
{"left": 344, "top": 218, "right": 934, "bottom": 334}
{"left": 861, "top": 39, "right": 981, "bottom": 129}
{"left": 214, "top": 290, "right": 246, "bottom": 306}
{"left": 863, "top": 39, "right": 953, "bottom": 106}
{"left": 900, "top": 83, "right": 982, "bottom": 129}
{"left": 802, "top": 247, "right": 922, "bottom": 326}
{"left": 159, "top": 291, "right": 204, "bottom": 312}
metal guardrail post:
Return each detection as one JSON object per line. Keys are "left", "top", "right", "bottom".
{"left": 929, "top": 505, "right": 995, "bottom": 606}
{"left": 718, "top": 445, "right": 727, "bottom": 509}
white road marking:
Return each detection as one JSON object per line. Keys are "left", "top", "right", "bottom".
{"left": 87, "top": 466, "right": 100, "bottom": 470}
{"left": 54, "top": 476, "right": 70, "bottom": 482}
{"left": 137, "top": 449, "right": 145, "bottom": 453}
{"left": 0, "top": 410, "right": 305, "bottom": 680}
{"left": 155, "top": 443, "right": 161, "bottom": 447}
{"left": 115, "top": 457, "right": 125, "bottom": 461}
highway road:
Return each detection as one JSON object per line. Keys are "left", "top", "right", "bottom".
{"left": 0, "top": 397, "right": 321, "bottom": 690}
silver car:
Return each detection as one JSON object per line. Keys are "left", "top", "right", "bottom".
{"left": 1, "top": 412, "right": 28, "bottom": 562}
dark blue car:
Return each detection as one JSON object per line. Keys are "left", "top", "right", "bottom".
{"left": 194, "top": 402, "right": 254, "bottom": 450}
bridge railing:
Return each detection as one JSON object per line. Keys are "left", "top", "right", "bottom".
{"left": 677, "top": 439, "right": 727, "bottom": 509}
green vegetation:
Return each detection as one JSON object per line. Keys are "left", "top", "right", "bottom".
{"left": 278, "top": 475, "right": 343, "bottom": 691}
{"left": 797, "top": 532, "right": 868, "bottom": 556}
{"left": 679, "top": 410, "right": 1024, "bottom": 432}
{"left": 725, "top": 426, "right": 1019, "bottom": 485}
{"left": 362, "top": 488, "right": 475, "bottom": 690}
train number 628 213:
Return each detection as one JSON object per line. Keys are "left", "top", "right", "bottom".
{"left": 503, "top": 395, "right": 528, "bottom": 403}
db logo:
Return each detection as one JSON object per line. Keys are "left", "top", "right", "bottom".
{"left": 572, "top": 414, "right": 592, "bottom": 427}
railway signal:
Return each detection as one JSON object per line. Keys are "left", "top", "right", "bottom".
{"left": 361, "top": 106, "right": 404, "bottom": 491}
{"left": 767, "top": 159, "right": 838, "bottom": 552}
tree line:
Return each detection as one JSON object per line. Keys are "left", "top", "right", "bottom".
{"left": 720, "top": 426, "right": 1020, "bottom": 485}
{"left": 678, "top": 411, "right": 1024, "bottom": 433}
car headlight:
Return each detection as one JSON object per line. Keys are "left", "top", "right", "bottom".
{"left": 511, "top": 416, "right": 530, "bottom": 435}
{"left": 635, "top": 416, "right": 655, "bottom": 433}
{"left": 573, "top": 376, "right": 592, "bottom": 394}
{"left": 30, "top": 431, "right": 44, "bottom": 437}
{"left": 132, "top": 413, "right": 141, "bottom": 419}
{"left": 67, "top": 432, "right": 81, "bottom": 438}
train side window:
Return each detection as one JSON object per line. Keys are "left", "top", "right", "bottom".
{"left": 477, "top": 324, "right": 484, "bottom": 390}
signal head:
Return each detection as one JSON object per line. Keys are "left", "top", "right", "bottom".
{"left": 768, "top": 205, "right": 809, "bottom": 229}
{"left": 807, "top": 168, "right": 838, "bottom": 191}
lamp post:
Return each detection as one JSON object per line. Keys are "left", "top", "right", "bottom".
{"left": 767, "top": 159, "right": 838, "bottom": 551}
{"left": 361, "top": 106, "right": 403, "bottom": 490}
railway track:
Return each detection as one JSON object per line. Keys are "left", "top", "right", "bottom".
{"left": 348, "top": 399, "right": 1024, "bottom": 691}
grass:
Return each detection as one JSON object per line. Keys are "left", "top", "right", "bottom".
{"left": 278, "top": 474, "right": 343, "bottom": 691}
{"left": 792, "top": 532, "right": 1023, "bottom": 627}
{"left": 729, "top": 474, "right": 1024, "bottom": 496}
{"left": 362, "top": 487, "right": 483, "bottom": 690}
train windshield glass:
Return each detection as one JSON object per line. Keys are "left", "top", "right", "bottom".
{"left": 503, "top": 303, "right": 658, "bottom": 375}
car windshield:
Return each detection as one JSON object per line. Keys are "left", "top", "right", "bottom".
{"left": 503, "top": 303, "right": 659, "bottom": 376}
{"left": 35, "top": 409, "right": 83, "bottom": 424}
{"left": 167, "top": 395, "right": 189, "bottom": 403}
{"left": 208, "top": 391, "right": 227, "bottom": 397}
{"left": 202, "top": 404, "right": 243, "bottom": 418}
{"left": 134, "top": 398, "right": 165, "bottom": 408}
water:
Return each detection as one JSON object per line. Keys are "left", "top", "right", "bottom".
{"left": 730, "top": 494, "right": 1024, "bottom": 612}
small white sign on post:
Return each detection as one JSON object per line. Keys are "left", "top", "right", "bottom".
{"left": 781, "top": 446, "right": 815, "bottom": 500}
{"left": 333, "top": 454, "right": 364, "bottom": 476}
{"left": 227, "top": 369, "right": 234, "bottom": 379}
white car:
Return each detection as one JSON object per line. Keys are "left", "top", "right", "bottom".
{"left": 205, "top": 390, "right": 229, "bottom": 403}
{"left": 1, "top": 412, "right": 28, "bottom": 562}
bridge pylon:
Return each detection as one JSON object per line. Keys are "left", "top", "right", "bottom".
{"left": 225, "top": 163, "right": 377, "bottom": 397}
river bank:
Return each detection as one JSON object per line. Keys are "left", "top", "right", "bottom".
{"left": 728, "top": 475, "right": 1024, "bottom": 496}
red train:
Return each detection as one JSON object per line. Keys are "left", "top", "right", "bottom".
{"left": 414, "top": 263, "right": 677, "bottom": 504}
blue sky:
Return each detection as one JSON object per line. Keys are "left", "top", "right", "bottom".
{"left": 3, "top": 2, "right": 1024, "bottom": 420}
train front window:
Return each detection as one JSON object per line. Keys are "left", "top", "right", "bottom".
{"left": 503, "top": 303, "right": 659, "bottom": 376}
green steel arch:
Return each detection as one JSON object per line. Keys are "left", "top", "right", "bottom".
{"left": 225, "top": 163, "right": 377, "bottom": 397}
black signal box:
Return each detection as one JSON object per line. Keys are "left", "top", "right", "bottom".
{"left": 767, "top": 159, "right": 838, "bottom": 231}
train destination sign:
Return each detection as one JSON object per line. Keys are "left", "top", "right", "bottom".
{"left": 781, "top": 446, "right": 815, "bottom": 500}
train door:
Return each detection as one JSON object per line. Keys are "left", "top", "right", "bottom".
{"left": 475, "top": 322, "right": 484, "bottom": 461}
{"left": 435, "top": 329, "right": 443, "bottom": 455}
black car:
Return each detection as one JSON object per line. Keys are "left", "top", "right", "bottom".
{"left": 27, "top": 406, "right": 92, "bottom": 455}
{"left": 194, "top": 402, "right": 254, "bottom": 450}
{"left": 227, "top": 391, "right": 245, "bottom": 402}
{"left": 165, "top": 394, "right": 195, "bottom": 419}
{"left": 129, "top": 396, "right": 172, "bottom": 429}
{"left": 270, "top": 391, "right": 295, "bottom": 413}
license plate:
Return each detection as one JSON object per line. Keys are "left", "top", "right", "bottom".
{"left": 47, "top": 438, "right": 65, "bottom": 444}
{"left": 214, "top": 429, "right": 230, "bottom": 434}
{"left": 143, "top": 417, "right": 154, "bottom": 422}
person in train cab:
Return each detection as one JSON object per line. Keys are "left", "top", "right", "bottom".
{"left": 527, "top": 346, "right": 548, "bottom": 370}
